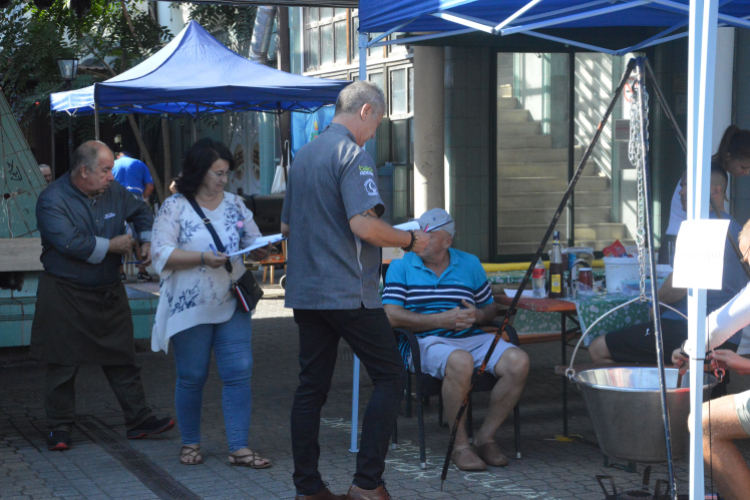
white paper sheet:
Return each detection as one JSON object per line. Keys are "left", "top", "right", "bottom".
{"left": 504, "top": 289, "right": 535, "bottom": 298}
{"left": 394, "top": 221, "right": 421, "bottom": 231}
{"left": 672, "top": 219, "right": 730, "bottom": 290}
{"left": 226, "top": 234, "right": 286, "bottom": 257}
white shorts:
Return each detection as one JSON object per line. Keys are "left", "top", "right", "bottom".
{"left": 734, "top": 390, "right": 750, "bottom": 437}
{"left": 409, "top": 333, "right": 516, "bottom": 379}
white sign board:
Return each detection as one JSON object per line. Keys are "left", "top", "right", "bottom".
{"left": 672, "top": 219, "right": 730, "bottom": 290}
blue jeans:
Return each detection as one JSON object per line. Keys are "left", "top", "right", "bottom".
{"left": 171, "top": 309, "right": 253, "bottom": 453}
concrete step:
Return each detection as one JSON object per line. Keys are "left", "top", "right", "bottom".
{"left": 497, "top": 109, "right": 532, "bottom": 123}
{"left": 498, "top": 222, "right": 631, "bottom": 243}
{"left": 497, "top": 97, "right": 519, "bottom": 109}
{"left": 498, "top": 239, "right": 636, "bottom": 256}
{"left": 497, "top": 147, "right": 583, "bottom": 163}
{"left": 496, "top": 134, "right": 552, "bottom": 149}
{"left": 497, "top": 176, "right": 609, "bottom": 193}
{"left": 497, "top": 161, "right": 598, "bottom": 178}
{"left": 497, "top": 122, "right": 542, "bottom": 136}
{"left": 497, "top": 190, "right": 612, "bottom": 209}
{"left": 497, "top": 206, "right": 612, "bottom": 225}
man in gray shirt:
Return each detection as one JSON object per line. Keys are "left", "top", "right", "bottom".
{"left": 282, "top": 81, "right": 429, "bottom": 500}
{"left": 31, "top": 141, "right": 174, "bottom": 452}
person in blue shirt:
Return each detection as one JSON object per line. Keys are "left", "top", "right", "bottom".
{"left": 590, "top": 168, "right": 748, "bottom": 380}
{"left": 383, "top": 208, "right": 529, "bottom": 472}
{"left": 113, "top": 151, "right": 155, "bottom": 282}
{"left": 113, "top": 151, "right": 154, "bottom": 200}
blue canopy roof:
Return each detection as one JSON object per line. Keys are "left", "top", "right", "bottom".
{"left": 51, "top": 21, "right": 350, "bottom": 116}
{"left": 358, "top": 0, "right": 750, "bottom": 55}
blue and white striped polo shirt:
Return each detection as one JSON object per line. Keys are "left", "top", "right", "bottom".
{"left": 382, "top": 249, "right": 494, "bottom": 364}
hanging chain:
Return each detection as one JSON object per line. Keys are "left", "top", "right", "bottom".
{"left": 628, "top": 78, "right": 650, "bottom": 302}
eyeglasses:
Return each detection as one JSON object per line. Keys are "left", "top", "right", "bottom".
{"left": 208, "top": 170, "right": 229, "bottom": 179}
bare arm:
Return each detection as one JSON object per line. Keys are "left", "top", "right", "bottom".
{"left": 349, "top": 209, "right": 430, "bottom": 251}
{"left": 658, "top": 273, "right": 687, "bottom": 304}
{"left": 143, "top": 183, "right": 154, "bottom": 200}
{"left": 384, "top": 299, "right": 496, "bottom": 333}
{"left": 281, "top": 221, "right": 290, "bottom": 238}
{"left": 163, "top": 248, "right": 227, "bottom": 270}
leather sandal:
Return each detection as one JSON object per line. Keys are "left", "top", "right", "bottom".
{"left": 474, "top": 441, "right": 509, "bottom": 467}
{"left": 180, "top": 445, "right": 202, "bottom": 465}
{"left": 450, "top": 446, "right": 486, "bottom": 471}
{"left": 228, "top": 449, "right": 272, "bottom": 469}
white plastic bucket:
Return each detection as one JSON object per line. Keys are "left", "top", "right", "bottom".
{"left": 603, "top": 256, "right": 640, "bottom": 293}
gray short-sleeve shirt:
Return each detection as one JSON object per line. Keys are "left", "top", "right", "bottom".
{"left": 282, "top": 123, "right": 385, "bottom": 310}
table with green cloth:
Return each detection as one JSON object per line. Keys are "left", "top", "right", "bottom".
{"left": 488, "top": 270, "right": 649, "bottom": 344}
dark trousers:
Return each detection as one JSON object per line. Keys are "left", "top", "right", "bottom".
{"left": 291, "top": 308, "right": 406, "bottom": 495}
{"left": 45, "top": 363, "right": 152, "bottom": 432}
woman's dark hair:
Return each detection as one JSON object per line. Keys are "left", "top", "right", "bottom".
{"left": 175, "top": 138, "right": 235, "bottom": 197}
{"left": 713, "top": 125, "right": 750, "bottom": 167}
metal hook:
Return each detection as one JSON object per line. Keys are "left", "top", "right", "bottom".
{"left": 714, "top": 368, "right": 725, "bottom": 384}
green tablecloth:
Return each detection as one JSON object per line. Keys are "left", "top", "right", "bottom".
{"left": 487, "top": 269, "right": 605, "bottom": 286}
{"left": 488, "top": 267, "right": 651, "bottom": 344}
{"left": 571, "top": 293, "right": 651, "bottom": 346}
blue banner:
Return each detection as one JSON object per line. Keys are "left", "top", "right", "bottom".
{"left": 291, "top": 106, "right": 336, "bottom": 157}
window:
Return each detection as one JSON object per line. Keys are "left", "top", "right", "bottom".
{"left": 390, "top": 68, "right": 407, "bottom": 115}
{"left": 369, "top": 72, "right": 383, "bottom": 90}
{"left": 409, "top": 67, "right": 414, "bottom": 113}
{"left": 304, "top": 8, "right": 349, "bottom": 71}
{"left": 391, "top": 118, "right": 414, "bottom": 222}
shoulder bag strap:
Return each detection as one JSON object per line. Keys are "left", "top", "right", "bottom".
{"left": 186, "top": 196, "right": 233, "bottom": 274}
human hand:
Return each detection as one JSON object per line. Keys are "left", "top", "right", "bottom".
{"left": 203, "top": 251, "right": 228, "bottom": 269}
{"left": 108, "top": 235, "right": 134, "bottom": 255}
{"left": 139, "top": 242, "right": 152, "bottom": 267}
{"left": 248, "top": 243, "right": 272, "bottom": 262}
{"left": 671, "top": 347, "right": 689, "bottom": 375}
{"left": 709, "top": 349, "right": 750, "bottom": 376}
{"left": 411, "top": 231, "right": 431, "bottom": 253}
{"left": 441, "top": 303, "right": 477, "bottom": 331}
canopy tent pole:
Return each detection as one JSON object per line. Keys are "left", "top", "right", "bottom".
{"left": 687, "top": 0, "right": 720, "bottom": 499}
{"left": 348, "top": 31, "right": 368, "bottom": 456}
{"left": 192, "top": 118, "right": 197, "bottom": 143}
{"left": 50, "top": 112, "right": 56, "bottom": 179}
{"left": 634, "top": 57, "right": 678, "bottom": 500}
{"left": 67, "top": 113, "right": 74, "bottom": 167}
{"left": 94, "top": 104, "right": 100, "bottom": 141}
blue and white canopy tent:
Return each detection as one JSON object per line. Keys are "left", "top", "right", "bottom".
{"left": 51, "top": 20, "right": 350, "bottom": 119}
{"left": 357, "top": 1, "right": 750, "bottom": 498}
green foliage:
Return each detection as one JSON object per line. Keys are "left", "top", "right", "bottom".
{"left": 0, "top": 0, "right": 173, "bottom": 125}
{"left": 186, "top": 3, "right": 257, "bottom": 53}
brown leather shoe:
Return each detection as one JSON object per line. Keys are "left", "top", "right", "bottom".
{"left": 451, "top": 446, "right": 487, "bottom": 471}
{"left": 295, "top": 486, "right": 347, "bottom": 500}
{"left": 346, "top": 484, "right": 392, "bottom": 500}
{"left": 474, "top": 441, "right": 509, "bottom": 467}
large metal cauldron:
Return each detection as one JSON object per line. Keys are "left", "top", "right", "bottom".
{"left": 573, "top": 367, "right": 717, "bottom": 463}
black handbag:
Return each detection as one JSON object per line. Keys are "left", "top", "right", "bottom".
{"left": 187, "top": 197, "right": 264, "bottom": 312}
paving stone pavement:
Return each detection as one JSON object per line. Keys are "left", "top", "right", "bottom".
{"left": 3, "top": 288, "right": 750, "bottom": 499}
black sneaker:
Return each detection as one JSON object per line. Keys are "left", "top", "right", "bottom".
{"left": 47, "top": 430, "right": 71, "bottom": 451}
{"left": 136, "top": 272, "right": 153, "bottom": 283}
{"left": 126, "top": 416, "right": 175, "bottom": 439}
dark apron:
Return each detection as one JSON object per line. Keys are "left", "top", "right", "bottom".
{"left": 30, "top": 273, "right": 136, "bottom": 366}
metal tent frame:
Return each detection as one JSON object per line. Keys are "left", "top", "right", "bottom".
{"left": 353, "top": 1, "right": 735, "bottom": 499}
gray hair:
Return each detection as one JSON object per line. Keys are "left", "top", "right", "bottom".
{"left": 71, "top": 141, "right": 111, "bottom": 175}
{"left": 334, "top": 81, "right": 386, "bottom": 118}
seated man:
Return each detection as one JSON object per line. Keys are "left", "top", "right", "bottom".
{"left": 383, "top": 208, "right": 529, "bottom": 471}
{"left": 671, "top": 219, "right": 750, "bottom": 500}
{"left": 590, "top": 167, "right": 747, "bottom": 367}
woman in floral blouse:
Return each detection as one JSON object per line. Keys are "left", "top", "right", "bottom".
{"left": 151, "top": 138, "right": 271, "bottom": 468}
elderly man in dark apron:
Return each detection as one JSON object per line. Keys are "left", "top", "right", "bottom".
{"left": 31, "top": 141, "right": 174, "bottom": 451}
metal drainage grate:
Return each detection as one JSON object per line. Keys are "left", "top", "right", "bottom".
{"left": 76, "top": 415, "right": 201, "bottom": 500}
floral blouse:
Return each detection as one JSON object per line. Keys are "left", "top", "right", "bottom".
{"left": 150, "top": 192, "right": 261, "bottom": 353}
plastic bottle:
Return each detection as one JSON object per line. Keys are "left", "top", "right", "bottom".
{"left": 549, "top": 231, "right": 564, "bottom": 299}
{"left": 532, "top": 259, "right": 546, "bottom": 298}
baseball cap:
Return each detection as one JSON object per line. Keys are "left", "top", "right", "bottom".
{"left": 414, "top": 208, "right": 455, "bottom": 237}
